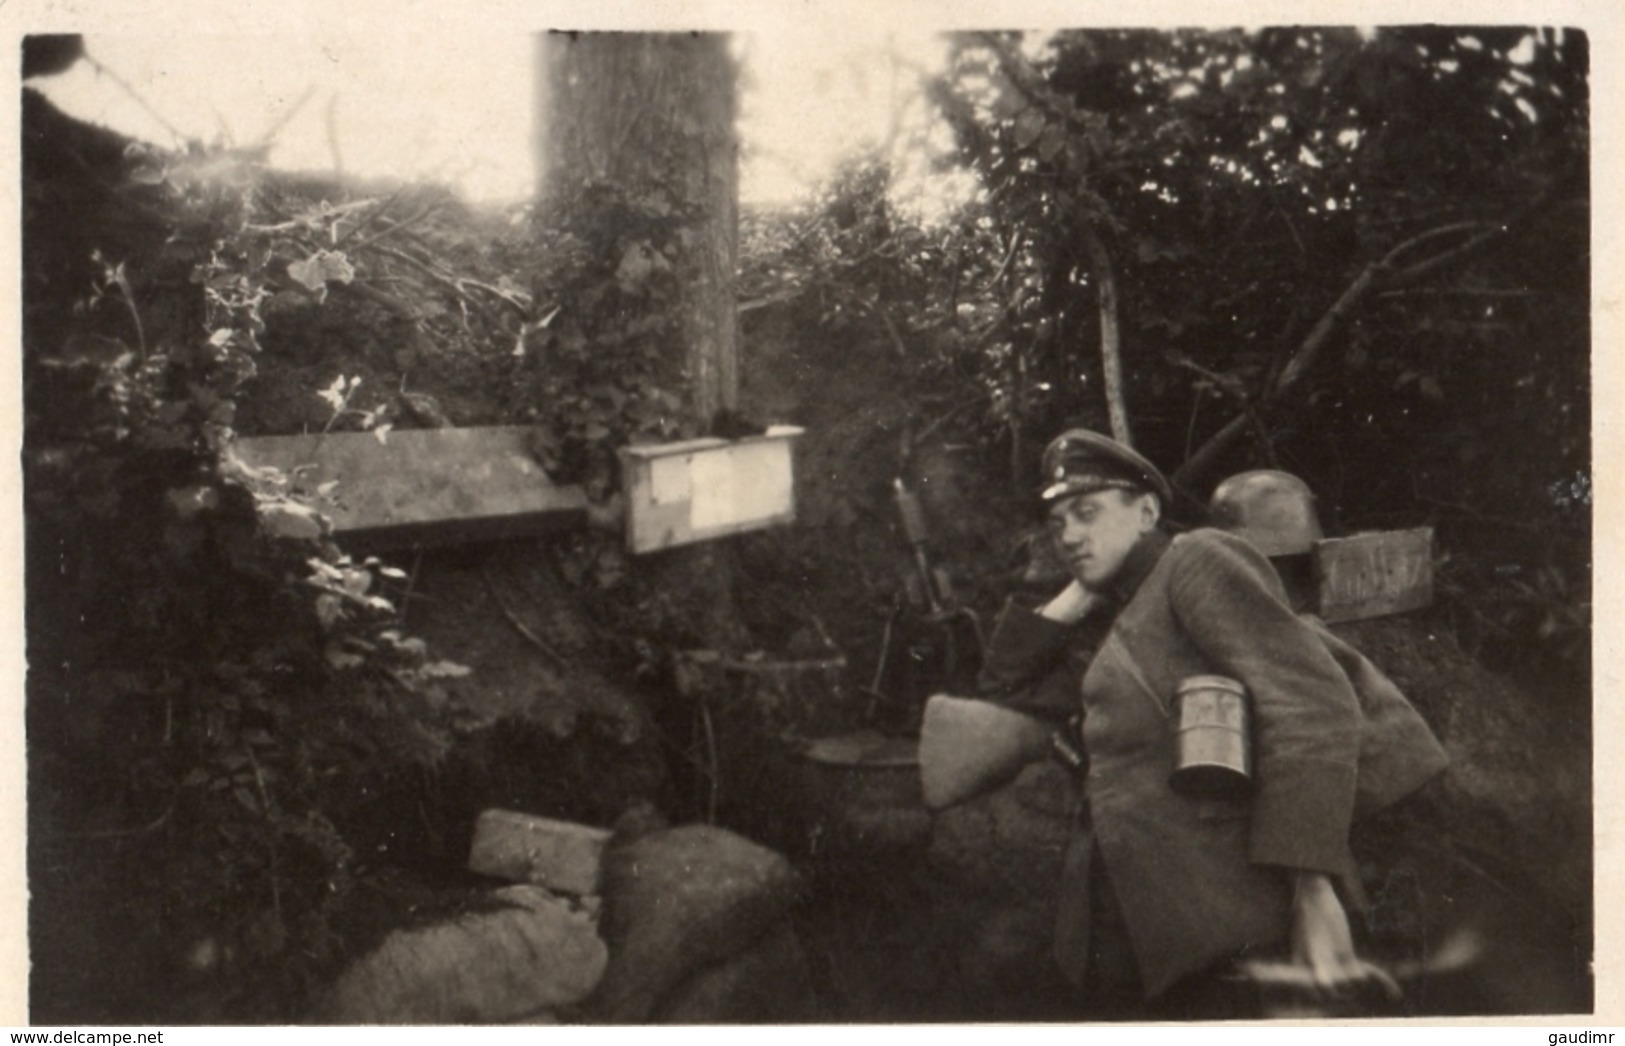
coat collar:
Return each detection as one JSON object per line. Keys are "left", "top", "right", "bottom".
{"left": 1099, "top": 528, "right": 1171, "bottom": 606}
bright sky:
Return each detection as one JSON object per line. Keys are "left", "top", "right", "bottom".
{"left": 30, "top": 29, "right": 952, "bottom": 208}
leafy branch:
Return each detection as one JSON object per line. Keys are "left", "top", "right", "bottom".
{"left": 965, "top": 33, "right": 1136, "bottom": 447}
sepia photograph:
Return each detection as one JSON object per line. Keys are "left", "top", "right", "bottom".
{"left": 10, "top": 0, "right": 1608, "bottom": 1028}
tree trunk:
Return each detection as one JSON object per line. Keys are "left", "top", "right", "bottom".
{"left": 1079, "top": 222, "right": 1132, "bottom": 448}
{"left": 536, "top": 32, "right": 739, "bottom": 419}
{"left": 535, "top": 32, "right": 747, "bottom": 651}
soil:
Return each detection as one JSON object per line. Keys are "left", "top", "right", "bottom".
{"left": 22, "top": 90, "right": 1593, "bottom": 1023}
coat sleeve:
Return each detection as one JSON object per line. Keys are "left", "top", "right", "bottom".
{"left": 1310, "top": 618, "right": 1450, "bottom": 817}
{"left": 1166, "top": 531, "right": 1362, "bottom": 875}
{"left": 976, "top": 596, "right": 1088, "bottom": 725}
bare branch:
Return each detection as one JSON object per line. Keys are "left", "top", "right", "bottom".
{"left": 346, "top": 204, "right": 445, "bottom": 255}
{"left": 483, "top": 567, "right": 565, "bottom": 665}
{"left": 1380, "top": 220, "right": 1489, "bottom": 268}
{"left": 973, "top": 32, "right": 1092, "bottom": 138}
{"left": 1272, "top": 259, "right": 1382, "bottom": 394}
{"left": 738, "top": 288, "right": 801, "bottom": 314}
{"left": 252, "top": 85, "right": 317, "bottom": 150}
{"left": 1390, "top": 223, "right": 1507, "bottom": 284}
{"left": 333, "top": 186, "right": 416, "bottom": 248}
{"left": 878, "top": 307, "right": 909, "bottom": 358}
{"left": 336, "top": 279, "right": 421, "bottom": 320}
{"left": 1172, "top": 218, "right": 1510, "bottom": 491}
{"left": 84, "top": 54, "right": 189, "bottom": 146}
{"left": 1165, "top": 350, "right": 1248, "bottom": 397}
{"left": 1378, "top": 287, "right": 1537, "bottom": 299}
{"left": 985, "top": 227, "right": 1024, "bottom": 291}
{"left": 325, "top": 91, "right": 344, "bottom": 175}
{"left": 971, "top": 34, "right": 1143, "bottom": 448}
{"left": 368, "top": 243, "right": 483, "bottom": 307}
{"left": 457, "top": 278, "right": 532, "bottom": 316}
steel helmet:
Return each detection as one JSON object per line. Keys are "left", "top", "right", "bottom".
{"left": 1208, "top": 470, "right": 1323, "bottom": 556}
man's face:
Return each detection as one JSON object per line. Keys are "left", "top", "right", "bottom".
{"left": 1048, "top": 488, "right": 1158, "bottom": 589}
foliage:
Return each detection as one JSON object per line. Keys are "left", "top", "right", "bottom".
{"left": 739, "top": 152, "right": 1022, "bottom": 444}
{"left": 514, "top": 184, "right": 697, "bottom": 497}
{"left": 918, "top": 27, "right": 1588, "bottom": 682}
{"left": 23, "top": 111, "right": 474, "bottom": 1018}
{"left": 741, "top": 28, "right": 1588, "bottom": 683}
{"left": 25, "top": 80, "right": 748, "bottom": 1014}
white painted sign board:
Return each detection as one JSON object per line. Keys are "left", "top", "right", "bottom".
{"left": 619, "top": 426, "right": 804, "bottom": 553}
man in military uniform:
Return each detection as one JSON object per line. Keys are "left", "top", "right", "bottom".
{"left": 976, "top": 430, "right": 1446, "bottom": 1018}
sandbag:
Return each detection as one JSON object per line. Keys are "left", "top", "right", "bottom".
{"left": 310, "top": 885, "right": 607, "bottom": 1024}
{"left": 918, "top": 694, "right": 1054, "bottom": 810}
{"left": 654, "top": 921, "right": 819, "bottom": 1024}
{"left": 582, "top": 823, "right": 803, "bottom": 1023}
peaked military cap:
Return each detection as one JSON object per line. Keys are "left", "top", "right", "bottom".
{"left": 1039, "top": 429, "right": 1173, "bottom": 506}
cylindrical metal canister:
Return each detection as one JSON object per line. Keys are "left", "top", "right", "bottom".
{"left": 1169, "top": 675, "right": 1252, "bottom": 798}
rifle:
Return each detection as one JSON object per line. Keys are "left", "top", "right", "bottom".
{"left": 864, "top": 462, "right": 985, "bottom": 731}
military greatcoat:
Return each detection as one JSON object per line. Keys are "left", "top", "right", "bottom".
{"left": 980, "top": 526, "right": 1446, "bottom": 998}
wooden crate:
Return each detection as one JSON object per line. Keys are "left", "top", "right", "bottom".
{"left": 232, "top": 426, "right": 588, "bottom": 547}
{"left": 619, "top": 426, "right": 804, "bottom": 553}
{"left": 1313, "top": 527, "right": 1434, "bottom": 624}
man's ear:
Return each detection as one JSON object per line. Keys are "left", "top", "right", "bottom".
{"left": 1138, "top": 493, "right": 1162, "bottom": 530}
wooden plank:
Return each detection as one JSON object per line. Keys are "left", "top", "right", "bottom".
{"left": 619, "top": 426, "right": 803, "bottom": 553}
{"left": 1313, "top": 527, "right": 1434, "bottom": 624}
{"left": 232, "top": 427, "right": 588, "bottom": 547}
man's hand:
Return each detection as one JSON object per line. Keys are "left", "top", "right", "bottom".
{"left": 1290, "top": 872, "right": 1402, "bottom": 1001}
{"left": 1039, "top": 580, "right": 1099, "bottom": 624}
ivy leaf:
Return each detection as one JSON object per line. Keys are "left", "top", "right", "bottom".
{"left": 389, "top": 635, "right": 428, "bottom": 658}
{"left": 1014, "top": 110, "right": 1047, "bottom": 150}
{"left": 233, "top": 786, "right": 260, "bottom": 813}
{"left": 1037, "top": 126, "right": 1067, "bottom": 163}
{"left": 307, "top": 557, "right": 345, "bottom": 582}
{"left": 420, "top": 660, "right": 473, "bottom": 679}
{"left": 990, "top": 86, "right": 1028, "bottom": 121}
{"left": 287, "top": 251, "right": 357, "bottom": 297}
{"left": 124, "top": 142, "right": 168, "bottom": 185}
{"left": 325, "top": 646, "right": 365, "bottom": 671}
{"left": 317, "top": 374, "right": 357, "bottom": 412}
{"left": 615, "top": 243, "right": 661, "bottom": 293}
{"left": 166, "top": 484, "right": 220, "bottom": 519}
{"left": 315, "top": 594, "right": 345, "bottom": 628}
{"left": 495, "top": 275, "right": 530, "bottom": 302}
{"left": 259, "top": 501, "right": 326, "bottom": 541}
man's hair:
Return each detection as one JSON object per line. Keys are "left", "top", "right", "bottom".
{"left": 1127, "top": 487, "right": 1163, "bottom": 517}
{"left": 1053, "top": 486, "right": 1160, "bottom": 513}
